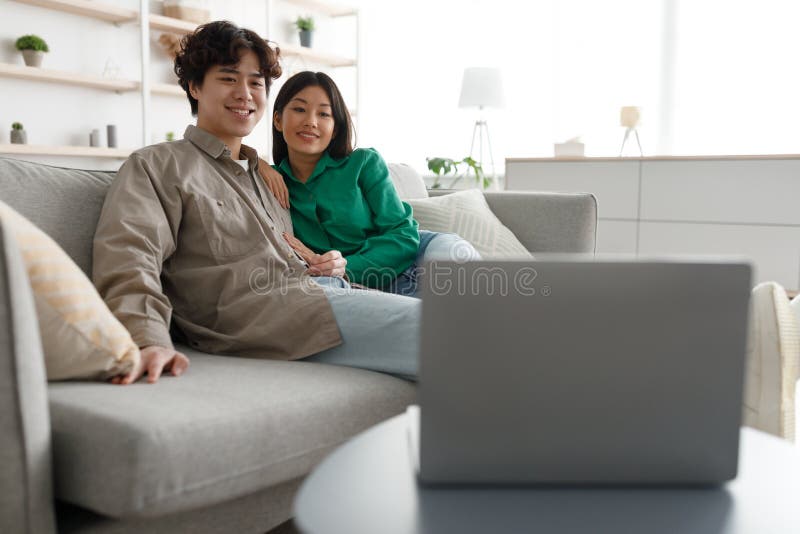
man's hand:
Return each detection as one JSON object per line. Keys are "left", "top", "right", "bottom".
{"left": 258, "top": 159, "right": 289, "bottom": 209}
{"left": 109, "top": 345, "right": 189, "bottom": 385}
{"left": 283, "top": 232, "right": 347, "bottom": 278}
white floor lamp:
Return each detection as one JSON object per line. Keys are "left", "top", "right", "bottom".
{"left": 459, "top": 68, "right": 505, "bottom": 188}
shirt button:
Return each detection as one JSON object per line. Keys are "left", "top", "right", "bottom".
{"left": 216, "top": 200, "right": 223, "bottom": 206}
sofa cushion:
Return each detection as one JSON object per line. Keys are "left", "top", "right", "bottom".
{"left": 408, "top": 189, "right": 531, "bottom": 258}
{"left": 388, "top": 163, "right": 428, "bottom": 200}
{"left": 0, "top": 201, "right": 139, "bottom": 381}
{"left": 47, "top": 349, "right": 416, "bottom": 518}
{"left": 0, "top": 157, "right": 114, "bottom": 277}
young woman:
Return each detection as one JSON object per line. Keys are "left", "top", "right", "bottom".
{"left": 261, "top": 71, "right": 479, "bottom": 297}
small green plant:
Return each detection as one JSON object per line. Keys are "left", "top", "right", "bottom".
{"left": 12, "top": 122, "right": 24, "bottom": 130}
{"left": 426, "top": 156, "right": 489, "bottom": 189}
{"left": 165, "top": 131, "right": 175, "bottom": 142}
{"left": 15, "top": 35, "right": 49, "bottom": 52}
{"left": 295, "top": 16, "right": 315, "bottom": 31}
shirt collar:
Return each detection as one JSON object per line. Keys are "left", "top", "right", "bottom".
{"left": 277, "top": 151, "right": 348, "bottom": 183}
{"left": 183, "top": 125, "right": 259, "bottom": 168}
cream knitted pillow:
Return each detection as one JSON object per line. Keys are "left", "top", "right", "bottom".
{"left": 407, "top": 189, "right": 531, "bottom": 258}
{"left": 0, "top": 200, "right": 139, "bottom": 380}
{"left": 743, "top": 282, "right": 799, "bottom": 441}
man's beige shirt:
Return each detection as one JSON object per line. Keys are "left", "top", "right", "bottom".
{"left": 92, "top": 125, "right": 342, "bottom": 359}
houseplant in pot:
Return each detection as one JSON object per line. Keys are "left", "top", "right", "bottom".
{"left": 10, "top": 122, "right": 27, "bottom": 144}
{"left": 426, "top": 156, "right": 490, "bottom": 189}
{"left": 295, "top": 16, "right": 315, "bottom": 48}
{"left": 15, "top": 35, "right": 49, "bottom": 67}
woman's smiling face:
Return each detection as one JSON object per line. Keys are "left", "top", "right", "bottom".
{"left": 274, "top": 85, "right": 335, "bottom": 161}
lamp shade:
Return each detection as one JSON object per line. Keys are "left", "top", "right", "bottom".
{"left": 458, "top": 67, "right": 505, "bottom": 109}
{"left": 620, "top": 106, "right": 641, "bottom": 128}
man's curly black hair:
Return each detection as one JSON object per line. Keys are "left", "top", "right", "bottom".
{"left": 174, "top": 20, "right": 282, "bottom": 115}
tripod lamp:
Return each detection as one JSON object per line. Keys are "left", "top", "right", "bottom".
{"left": 619, "top": 106, "right": 643, "bottom": 157}
{"left": 458, "top": 67, "right": 505, "bottom": 183}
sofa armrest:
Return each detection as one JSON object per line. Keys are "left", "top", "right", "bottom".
{"left": 0, "top": 220, "right": 56, "bottom": 534}
{"left": 429, "top": 190, "right": 597, "bottom": 254}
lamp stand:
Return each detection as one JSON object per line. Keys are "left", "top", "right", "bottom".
{"left": 467, "top": 109, "right": 496, "bottom": 188}
{"left": 619, "top": 127, "right": 643, "bottom": 157}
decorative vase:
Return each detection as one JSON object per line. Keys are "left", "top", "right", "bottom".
{"left": 21, "top": 50, "right": 44, "bottom": 68}
{"left": 299, "top": 30, "right": 313, "bottom": 48}
{"left": 10, "top": 129, "right": 27, "bottom": 144}
{"left": 106, "top": 124, "right": 117, "bottom": 148}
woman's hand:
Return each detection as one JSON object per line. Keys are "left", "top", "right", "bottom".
{"left": 258, "top": 159, "right": 289, "bottom": 209}
{"left": 283, "top": 232, "right": 347, "bottom": 278}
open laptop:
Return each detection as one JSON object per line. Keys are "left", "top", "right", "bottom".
{"left": 412, "top": 257, "right": 751, "bottom": 486}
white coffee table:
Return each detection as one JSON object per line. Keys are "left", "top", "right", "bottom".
{"left": 295, "top": 411, "right": 800, "bottom": 534}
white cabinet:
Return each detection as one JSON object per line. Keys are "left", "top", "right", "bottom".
{"left": 597, "top": 220, "right": 638, "bottom": 254}
{"left": 505, "top": 160, "right": 640, "bottom": 219}
{"left": 641, "top": 160, "right": 800, "bottom": 225}
{"left": 506, "top": 156, "right": 800, "bottom": 289}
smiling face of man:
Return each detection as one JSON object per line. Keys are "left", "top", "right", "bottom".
{"left": 189, "top": 49, "right": 266, "bottom": 156}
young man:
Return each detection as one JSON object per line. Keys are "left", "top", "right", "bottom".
{"left": 92, "top": 21, "right": 419, "bottom": 384}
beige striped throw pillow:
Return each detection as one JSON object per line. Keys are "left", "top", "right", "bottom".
{"left": 743, "top": 282, "right": 799, "bottom": 442}
{"left": 407, "top": 189, "right": 531, "bottom": 258}
{"left": 0, "top": 201, "right": 139, "bottom": 380}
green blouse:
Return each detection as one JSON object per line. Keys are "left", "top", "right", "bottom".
{"left": 275, "top": 148, "right": 419, "bottom": 288}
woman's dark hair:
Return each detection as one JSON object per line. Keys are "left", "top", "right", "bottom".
{"left": 272, "top": 71, "right": 354, "bottom": 164}
{"left": 174, "top": 20, "right": 282, "bottom": 115}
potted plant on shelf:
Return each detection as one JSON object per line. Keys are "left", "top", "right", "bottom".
{"left": 426, "top": 156, "right": 490, "bottom": 190}
{"left": 15, "top": 35, "right": 49, "bottom": 68}
{"left": 10, "top": 122, "right": 27, "bottom": 144}
{"left": 295, "top": 16, "right": 315, "bottom": 48}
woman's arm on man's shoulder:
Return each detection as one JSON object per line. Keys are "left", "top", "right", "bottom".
{"left": 258, "top": 159, "right": 290, "bottom": 209}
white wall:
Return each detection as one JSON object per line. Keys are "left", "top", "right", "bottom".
{"left": 352, "top": 0, "right": 665, "bottom": 172}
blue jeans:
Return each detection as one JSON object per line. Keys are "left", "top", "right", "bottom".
{"left": 304, "top": 276, "right": 419, "bottom": 380}
{"left": 384, "top": 230, "right": 481, "bottom": 297}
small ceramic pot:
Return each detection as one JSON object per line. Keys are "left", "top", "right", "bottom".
{"left": 21, "top": 50, "right": 44, "bottom": 68}
{"left": 299, "top": 30, "right": 313, "bottom": 48}
{"left": 10, "top": 129, "right": 27, "bottom": 144}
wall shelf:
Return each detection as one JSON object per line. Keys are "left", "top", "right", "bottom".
{"left": 148, "top": 13, "right": 198, "bottom": 34}
{"left": 12, "top": 0, "right": 202, "bottom": 34}
{"left": 0, "top": 144, "right": 131, "bottom": 159}
{"left": 6, "top": 0, "right": 360, "bottom": 161}
{"left": 151, "top": 82, "right": 186, "bottom": 97}
{"left": 11, "top": 0, "right": 137, "bottom": 24}
{"left": 279, "top": 43, "right": 356, "bottom": 67}
{"left": 284, "top": 0, "right": 357, "bottom": 17}
{"left": 0, "top": 63, "right": 186, "bottom": 97}
{"left": 0, "top": 63, "right": 138, "bottom": 92}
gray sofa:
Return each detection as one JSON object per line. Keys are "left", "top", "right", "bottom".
{"left": 0, "top": 156, "right": 597, "bottom": 533}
